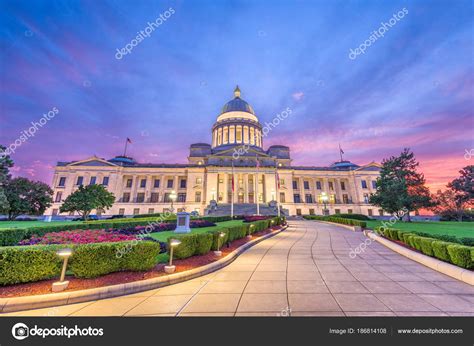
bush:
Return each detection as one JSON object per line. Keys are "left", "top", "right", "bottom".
{"left": 168, "top": 235, "right": 197, "bottom": 260}
{"left": 69, "top": 241, "right": 160, "bottom": 278}
{"left": 194, "top": 233, "right": 213, "bottom": 255}
{"left": 419, "top": 238, "right": 434, "bottom": 256}
{"left": 0, "top": 245, "right": 63, "bottom": 285}
{"left": 0, "top": 241, "right": 161, "bottom": 284}
{"left": 447, "top": 244, "right": 473, "bottom": 269}
{"left": 209, "top": 230, "right": 229, "bottom": 251}
{"left": 432, "top": 241, "right": 451, "bottom": 262}
{"left": 334, "top": 213, "right": 371, "bottom": 220}
{"left": 402, "top": 232, "right": 415, "bottom": 244}
{"left": 303, "top": 216, "right": 367, "bottom": 228}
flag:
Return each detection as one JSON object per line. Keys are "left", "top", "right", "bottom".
{"left": 339, "top": 143, "right": 344, "bottom": 155}
{"left": 127, "top": 137, "right": 132, "bottom": 144}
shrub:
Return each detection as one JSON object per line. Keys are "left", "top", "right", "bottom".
{"left": 209, "top": 230, "right": 229, "bottom": 251}
{"left": 0, "top": 245, "right": 63, "bottom": 285}
{"left": 194, "top": 233, "right": 213, "bottom": 255}
{"left": 0, "top": 241, "right": 161, "bottom": 283}
{"left": 168, "top": 235, "right": 197, "bottom": 260}
{"left": 431, "top": 241, "right": 451, "bottom": 262}
{"left": 447, "top": 244, "right": 473, "bottom": 269}
{"left": 419, "top": 238, "right": 434, "bottom": 256}
{"left": 402, "top": 232, "right": 415, "bottom": 244}
{"left": 412, "top": 236, "right": 425, "bottom": 251}
{"left": 69, "top": 241, "right": 160, "bottom": 278}
{"left": 303, "top": 216, "right": 367, "bottom": 228}
{"left": 333, "top": 213, "right": 371, "bottom": 220}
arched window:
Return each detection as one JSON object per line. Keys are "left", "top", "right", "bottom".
{"left": 229, "top": 125, "right": 235, "bottom": 143}
{"left": 243, "top": 126, "right": 249, "bottom": 144}
{"left": 250, "top": 127, "right": 255, "bottom": 145}
{"left": 218, "top": 127, "right": 223, "bottom": 145}
{"left": 236, "top": 125, "right": 242, "bottom": 143}
{"left": 223, "top": 126, "right": 229, "bottom": 144}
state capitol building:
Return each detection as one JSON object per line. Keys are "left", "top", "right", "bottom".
{"left": 46, "top": 87, "right": 382, "bottom": 217}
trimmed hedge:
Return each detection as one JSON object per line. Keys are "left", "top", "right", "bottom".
{"left": 167, "top": 216, "right": 284, "bottom": 260}
{"left": 447, "top": 244, "right": 473, "bottom": 269}
{"left": 377, "top": 226, "right": 474, "bottom": 269}
{"left": 334, "top": 213, "right": 372, "bottom": 221}
{"left": 0, "top": 241, "right": 161, "bottom": 285}
{"left": 303, "top": 215, "right": 367, "bottom": 228}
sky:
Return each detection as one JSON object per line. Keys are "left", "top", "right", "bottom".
{"left": 0, "top": 0, "right": 473, "bottom": 191}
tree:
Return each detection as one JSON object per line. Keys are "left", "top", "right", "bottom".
{"left": 370, "top": 148, "right": 432, "bottom": 222}
{"left": 431, "top": 166, "right": 474, "bottom": 221}
{"left": 0, "top": 145, "right": 14, "bottom": 214}
{"left": 3, "top": 177, "right": 53, "bottom": 220}
{"left": 60, "top": 184, "right": 115, "bottom": 220}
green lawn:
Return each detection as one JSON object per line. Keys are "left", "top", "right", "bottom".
{"left": 365, "top": 220, "right": 473, "bottom": 239}
{"left": 0, "top": 220, "right": 84, "bottom": 229}
{"left": 148, "top": 220, "right": 244, "bottom": 242}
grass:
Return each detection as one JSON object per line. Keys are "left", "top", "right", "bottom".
{"left": 0, "top": 220, "right": 84, "bottom": 229}
{"left": 148, "top": 220, "right": 244, "bottom": 242}
{"left": 365, "top": 220, "right": 474, "bottom": 239}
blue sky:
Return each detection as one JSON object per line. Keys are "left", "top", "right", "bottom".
{"left": 0, "top": 0, "right": 472, "bottom": 190}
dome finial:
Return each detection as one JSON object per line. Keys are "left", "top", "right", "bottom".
{"left": 234, "top": 85, "right": 241, "bottom": 98}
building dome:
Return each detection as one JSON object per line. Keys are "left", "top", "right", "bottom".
{"left": 212, "top": 86, "right": 263, "bottom": 149}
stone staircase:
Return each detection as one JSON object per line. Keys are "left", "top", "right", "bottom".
{"left": 205, "top": 203, "right": 288, "bottom": 216}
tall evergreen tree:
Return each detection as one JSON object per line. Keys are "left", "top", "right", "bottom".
{"left": 370, "top": 148, "right": 432, "bottom": 221}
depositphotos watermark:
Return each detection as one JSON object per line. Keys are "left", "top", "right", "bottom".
{"left": 11, "top": 322, "right": 103, "bottom": 340}
{"left": 232, "top": 107, "right": 292, "bottom": 159}
{"left": 464, "top": 149, "right": 473, "bottom": 160}
{"left": 349, "top": 7, "right": 408, "bottom": 60}
{"left": 0, "top": 107, "right": 59, "bottom": 159}
{"left": 115, "top": 7, "right": 175, "bottom": 60}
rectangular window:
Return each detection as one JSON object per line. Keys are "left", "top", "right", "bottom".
{"left": 102, "top": 176, "right": 109, "bottom": 186}
{"left": 348, "top": 209, "right": 353, "bottom": 214}
{"left": 279, "top": 178, "right": 285, "bottom": 186}
{"left": 133, "top": 208, "right": 140, "bottom": 215}
{"left": 148, "top": 208, "right": 154, "bottom": 214}
{"left": 76, "top": 176, "right": 84, "bottom": 186}
{"left": 292, "top": 180, "right": 298, "bottom": 190}
{"left": 335, "top": 209, "right": 341, "bottom": 214}
{"left": 361, "top": 180, "right": 368, "bottom": 189}
{"left": 342, "top": 194, "right": 349, "bottom": 204}
{"left": 150, "top": 192, "right": 159, "bottom": 203}
{"left": 140, "top": 179, "right": 146, "bottom": 188}
{"left": 196, "top": 177, "right": 202, "bottom": 184}
{"left": 167, "top": 179, "right": 173, "bottom": 188}
{"left": 119, "top": 208, "right": 125, "bottom": 215}
{"left": 305, "top": 194, "right": 313, "bottom": 203}
{"left": 309, "top": 208, "right": 315, "bottom": 215}
{"left": 58, "top": 177, "right": 66, "bottom": 187}
{"left": 195, "top": 191, "right": 202, "bottom": 202}
{"left": 340, "top": 181, "right": 346, "bottom": 190}
{"left": 55, "top": 192, "right": 62, "bottom": 203}
{"left": 89, "top": 176, "right": 96, "bottom": 185}
{"left": 378, "top": 209, "right": 384, "bottom": 216}
{"left": 136, "top": 193, "right": 145, "bottom": 203}
{"left": 122, "top": 193, "right": 130, "bottom": 203}
{"left": 316, "top": 181, "right": 322, "bottom": 190}
{"left": 180, "top": 179, "right": 187, "bottom": 188}
{"left": 164, "top": 193, "right": 171, "bottom": 202}
{"left": 296, "top": 209, "right": 302, "bottom": 216}
{"left": 293, "top": 194, "right": 301, "bottom": 203}
{"left": 52, "top": 209, "right": 59, "bottom": 216}
{"left": 126, "top": 179, "right": 133, "bottom": 188}
{"left": 363, "top": 193, "right": 369, "bottom": 203}
{"left": 177, "top": 193, "right": 186, "bottom": 202}
{"left": 279, "top": 192, "right": 286, "bottom": 203}
{"left": 154, "top": 179, "right": 160, "bottom": 188}
{"left": 368, "top": 209, "right": 373, "bottom": 216}
{"left": 304, "top": 181, "right": 309, "bottom": 190}
{"left": 371, "top": 180, "right": 377, "bottom": 189}
{"left": 328, "top": 182, "right": 334, "bottom": 190}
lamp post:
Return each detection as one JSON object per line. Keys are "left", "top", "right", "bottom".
{"left": 214, "top": 232, "right": 226, "bottom": 256}
{"left": 170, "top": 190, "right": 177, "bottom": 213}
{"left": 321, "top": 192, "right": 329, "bottom": 216}
{"left": 165, "top": 239, "right": 181, "bottom": 273}
{"left": 52, "top": 248, "right": 73, "bottom": 292}
{"left": 247, "top": 224, "right": 254, "bottom": 239}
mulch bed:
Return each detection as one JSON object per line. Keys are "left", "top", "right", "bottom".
{"left": 0, "top": 227, "right": 280, "bottom": 298}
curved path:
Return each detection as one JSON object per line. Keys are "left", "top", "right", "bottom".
{"left": 3, "top": 221, "right": 474, "bottom": 316}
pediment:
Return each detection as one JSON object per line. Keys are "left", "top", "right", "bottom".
{"left": 68, "top": 157, "right": 117, "bottom": 167}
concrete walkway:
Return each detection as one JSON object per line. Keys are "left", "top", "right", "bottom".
{"left": 3, "top": 221, "right": 474, "bottom": 317}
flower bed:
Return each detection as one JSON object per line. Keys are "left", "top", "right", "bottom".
{"left": 243, "top": 215, "right": 270, "bottom": 222}
{"left": 18, "top": 230, "right": 136, "bottom": 246}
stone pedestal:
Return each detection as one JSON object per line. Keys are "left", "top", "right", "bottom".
{"left": 174, "top": 212, "right": 191, "bottom": 233}
{"left": 52, "top": 281, "right": 69, "bottom": 292}
{"left": 214, "top": 250, "right": 222, "bottom": 257}
{"left": 164, "top": 265, "right": 176, "bottom": 274}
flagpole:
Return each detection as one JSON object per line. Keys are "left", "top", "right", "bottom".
{"left": 231, "top": 160, "right": 234, "bottom": 218}
{"left": 339, "top": 143, "right": 343, "bottom": 162}
{"left": 256, "top": 155, "right": 260, "bottom": 216}
{"left": 123, "top": 138, "right": 129, "bottom": 157}
{"left": 275, "top": 159, "right": 280, "bottom": 217}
